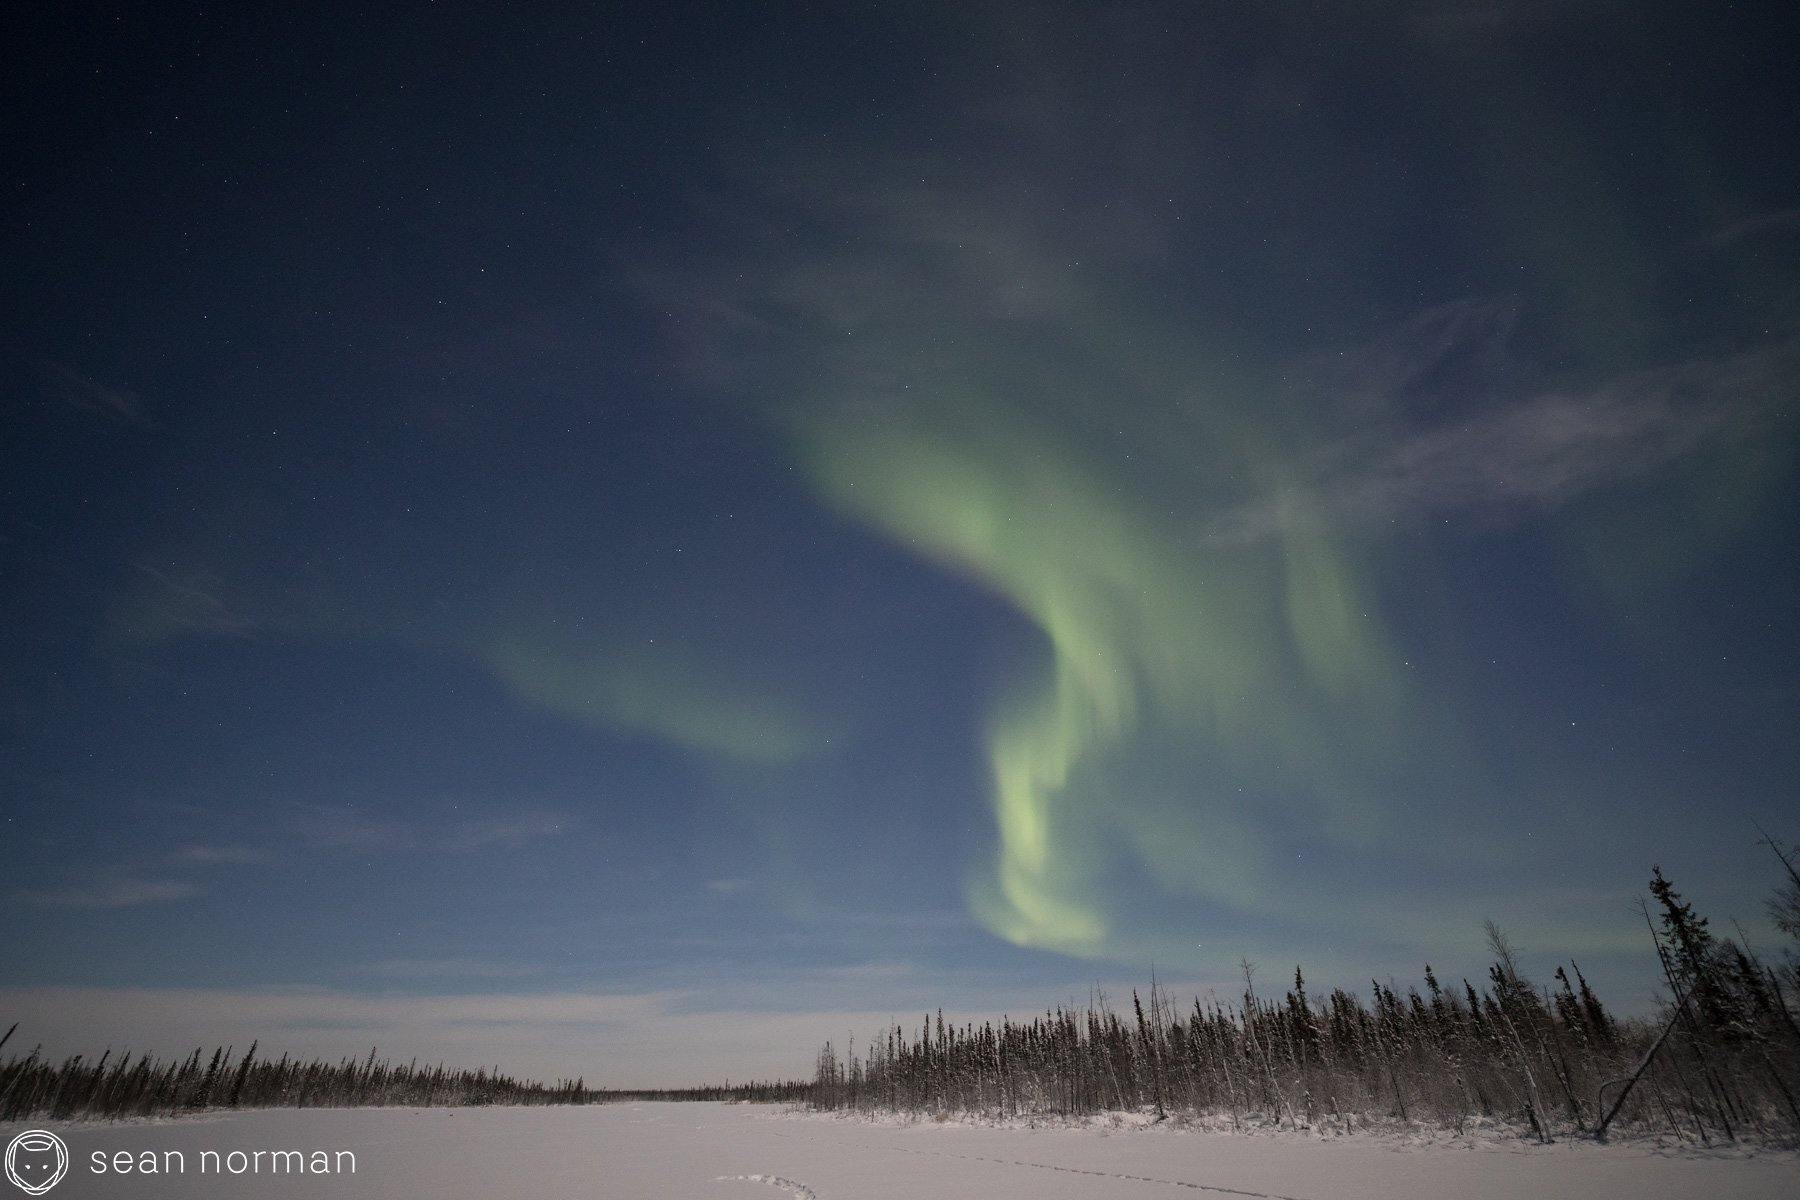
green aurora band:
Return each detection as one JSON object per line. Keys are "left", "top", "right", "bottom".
{"left": 791, "top": 349, "right": 1410, "bottom": 956}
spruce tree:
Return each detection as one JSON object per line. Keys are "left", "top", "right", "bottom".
{"left": 1649, "top": 865, "right": 1736, "bottom": 1034}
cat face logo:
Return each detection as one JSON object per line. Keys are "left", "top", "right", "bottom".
{"left": 4, "top": 1131, "right": 68, "bottom": 1195}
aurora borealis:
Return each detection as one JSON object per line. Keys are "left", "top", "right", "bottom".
{"left": 4, "top": 2, "right": 1797, "bottom": 1086}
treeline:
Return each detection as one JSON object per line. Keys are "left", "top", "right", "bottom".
{"left": 590, "top": 1081, "right": 814, "bottom": 1104}
{"left": 0, "top": 1034, "right": 593, "bottom": 1121}
{"left": 0, "top": 1025, "right": 815, "bottom": 1121}
{"left": 814, "top": 857, "right": 1800, "bottom": 1144}
{"left": 0, "top": 1022, "right": 818, "bottom": 1121}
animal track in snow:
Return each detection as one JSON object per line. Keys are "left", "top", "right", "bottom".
{"left": 716, "top": 1173, "right": 820, "bottom": 1200}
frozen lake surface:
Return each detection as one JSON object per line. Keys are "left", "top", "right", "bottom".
{"left": 8, "top": 1102, "right": 1798, "bottom": 1199}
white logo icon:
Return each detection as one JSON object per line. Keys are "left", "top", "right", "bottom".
{"left": 4, "top": 1131, "right": 68, "bottom": 1195}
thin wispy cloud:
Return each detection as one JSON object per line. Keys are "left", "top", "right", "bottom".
{"left": 18, "top": 877, "right": 200, "bottom": 909}
{"left": 126, "top": 563, "right": 270, "bottom": 639}
{"left": 438, "top": 812, "right": 567, "bottom": 852}
{"left": 172, "top": 843, "right": 266, "bottom": 865}
{"left": 34, "top": 360, "right": 147, "bottom": 425}
{"left": 1698, "top": 206, "right": 1800, "bottom": 250}
{"left": 289, "top": 804, "right": 568, "bottom": 854}
{"left": 356, "top": 958, "right": 545, "bottom": 980}
{"left": 12, "top": 844, "right": 263, "bottom": 910}
{"left": 289, "top": 805, "right": 414, "bottom": 851}
{"left": 1203, "top": 323, "right": 1797, "bottom": 544}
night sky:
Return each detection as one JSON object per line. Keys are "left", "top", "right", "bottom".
{"left": 4, "top": 1, "right": 1797, "bottom": 1087}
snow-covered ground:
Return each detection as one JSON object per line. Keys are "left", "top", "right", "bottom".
{"left": 6, "top": 1102, "right": 1796, "bottom": 1199}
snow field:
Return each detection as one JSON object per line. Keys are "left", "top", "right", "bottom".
{"left": 6, "top": 1101, "right": 1797, "bottom": 1199}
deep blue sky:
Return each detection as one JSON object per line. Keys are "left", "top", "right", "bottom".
{"left": 3, "top": 1, "right": 1797, "bottom": 1086}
